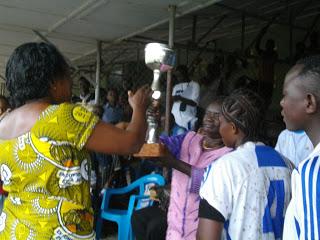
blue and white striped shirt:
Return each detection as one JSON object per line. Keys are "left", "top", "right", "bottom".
{"left": 283, "top": 142, "right": 320, "bottom": 240}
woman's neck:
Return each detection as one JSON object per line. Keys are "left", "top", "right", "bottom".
{"left": 233, "top": 132, "right": 248, "bottom": 148}
{"left": 25, "top": 97, "right": 52, "bottom": 105}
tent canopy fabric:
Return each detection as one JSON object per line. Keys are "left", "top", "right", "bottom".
{"left": 0, "top": 0, "right": 219, "bottom": 78}
{"left": 0, "top": 0, "right": 318, "bottom": 80}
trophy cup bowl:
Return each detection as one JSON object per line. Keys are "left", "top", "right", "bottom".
{"left": 145, "top": 43, "right": 175, "bottom": 72}
{"left": 145, "top": 43, "right": 175, "bottom": 94}
{"left": 134, "top": 43, "right": 175, "bottom": 158}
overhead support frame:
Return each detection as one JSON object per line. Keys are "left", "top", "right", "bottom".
{"left": 32, "top": 29, "right": 97, "bottom": 87}
{"left": 72, "top": 0, "right": 224, "bottom": 62}
{"left": 95, "top": 40, "right": 102, "bottom": 105}
{"left": 215, "top": 2, "right": 308, "bottom": 31}
{"left": 165, "top": 5, "right": 176, "bottom": 135}
{"left": 196, "top": 14, "right": 227, "bottom": 45}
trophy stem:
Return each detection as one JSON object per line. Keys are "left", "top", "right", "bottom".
{"left": 136, "top": 42, "right": 175, "bottom": 158}
{"left": 151, "top": 69, "right": 161, "bottom": 91}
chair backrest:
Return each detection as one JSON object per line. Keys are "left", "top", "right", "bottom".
{"left": 134, "top": 174, "right": 165, "bottom": 209}
{"left": 100, "top": 173, "right": 166, "bottom": 213}
{"left": 97, "top": 174, "right": 165, "bottom": 240}
{"left": 134, "top": 174, "right": 165, "bottom": 195}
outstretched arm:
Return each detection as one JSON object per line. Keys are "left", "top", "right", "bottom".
{"left": 85, "top": 85, "right": 150, "bottom": 155}
{"left": 161, "top": 152, "right": 206, "bottom": 194}
{"left": 162, "top": 152, "right": 192, "bottom": 176}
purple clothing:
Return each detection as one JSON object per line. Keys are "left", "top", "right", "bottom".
{"left": 189, "top": 167, "right": 205, "bottom": 194}
{"left": 161, "top": 131, "right": 231, "bottom": 240}
{"left": 160, "top": 133, "right": 187, "bottom": 159}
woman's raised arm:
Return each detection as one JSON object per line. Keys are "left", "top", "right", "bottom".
{"left": 85, "top": 85, "right": 150, "bottom": 155}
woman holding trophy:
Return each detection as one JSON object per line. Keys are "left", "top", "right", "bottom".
{"left": 0, "top": 42, "right": 150, "bottom": 239}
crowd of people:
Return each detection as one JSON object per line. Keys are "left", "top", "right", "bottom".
{"left": 0, "top": 30, "right": 319, "bottom": 240}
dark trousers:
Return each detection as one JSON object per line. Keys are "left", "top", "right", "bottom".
{"left": 131, "top": 206, "right": 167, "bottom": 240}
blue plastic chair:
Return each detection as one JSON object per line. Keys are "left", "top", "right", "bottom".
{"left": 95, "top": 174, "right": 165, "bottom": 240}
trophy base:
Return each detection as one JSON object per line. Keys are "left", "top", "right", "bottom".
{"left": 134, "top": 143, "right": 166, "bottom": 158}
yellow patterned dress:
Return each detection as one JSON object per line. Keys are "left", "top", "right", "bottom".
{"left": 0, "top": 103, "right": 99, "bottom": 239}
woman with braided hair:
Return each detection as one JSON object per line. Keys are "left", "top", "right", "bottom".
{"left": 197, "top": 89, "right": 294, "bottom": 240}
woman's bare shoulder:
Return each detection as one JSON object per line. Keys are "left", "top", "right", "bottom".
{"left": 0, "top": 102, "right": 51, "bottom": 140}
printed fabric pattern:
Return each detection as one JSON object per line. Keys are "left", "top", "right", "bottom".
{"left": 0, "top": 103, "right": 99, "bottom": 240}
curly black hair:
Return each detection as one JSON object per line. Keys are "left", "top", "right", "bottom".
{"left": 221, "top": 88, "right": 265, "bottom": 144}
{"left": 5, "top": 42, "right": 69, "bottom": 108}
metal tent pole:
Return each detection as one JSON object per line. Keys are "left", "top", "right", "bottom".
{"left": 165, "top": 5, "right": 176, "bottom": 135}
{"left": 95, "top": 40, "right": 102, "bottom": 105}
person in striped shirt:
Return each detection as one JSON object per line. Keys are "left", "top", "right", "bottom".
{"left": 282, "top": 55, "right": 320, "bottom": 239}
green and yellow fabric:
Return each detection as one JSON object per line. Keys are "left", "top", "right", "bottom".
{"left": 0, "top": 103, "right": 99, "bottom": 239}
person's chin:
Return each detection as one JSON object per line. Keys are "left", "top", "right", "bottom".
{"left": 221, "top": 138, "right": 232, "bottom": 148}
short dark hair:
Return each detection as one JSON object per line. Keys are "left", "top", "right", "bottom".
{"left": 5, "top": 42, "right": 69, "bottom": 108}
{"left": 107, "top": 87, "right": 118, "bottom": 94}
{"left": 296, "top": 55, "right": 320, "bottom": 100}
{"left": 79, "top": 76, "right": 90, "bottom": 86}
{"left": 221, "top": 89, "right": 265, "bottom": 143}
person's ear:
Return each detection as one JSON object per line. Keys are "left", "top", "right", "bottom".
{"left": 305, "top": 93, "right": 317, "bottom": 114}
{"left": 230, "top": 122, "right": 238, "bottom": 134}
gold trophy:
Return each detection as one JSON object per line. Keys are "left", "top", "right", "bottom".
{"left": 134, "top": 43, "right": 175, "bottom": 157}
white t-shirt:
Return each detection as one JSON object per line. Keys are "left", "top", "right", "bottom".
{"left": 283, "top": 142, "right": 320, "bottom": 240}
{"left": 171, "top": 81, "right": 200, "bottom": 130}
{"left": 200, "top": 142, "right": 293, "bottom": 240}
{"left": 275, "top": 130, "right": 313, "bottom": 167}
